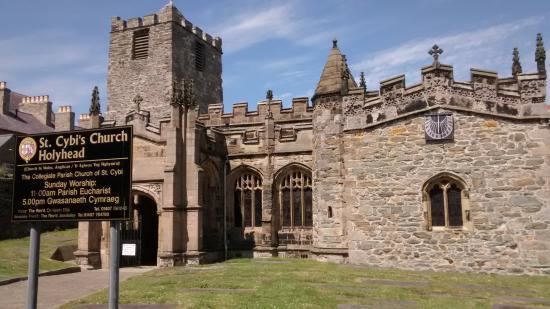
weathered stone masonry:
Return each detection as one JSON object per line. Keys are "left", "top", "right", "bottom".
{"left": 344, "top": 113, "right": 550, "bottom": 275}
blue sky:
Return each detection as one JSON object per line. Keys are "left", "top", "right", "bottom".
{"left": 0, "top": 0, "right": 548, "bottom": 117}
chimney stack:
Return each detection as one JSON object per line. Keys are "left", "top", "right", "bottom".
{"left": 55, "top": 106, "right": 75, "bottom": 132}
{"left": 0, "top": 81, "right": 11, "bottom": 115}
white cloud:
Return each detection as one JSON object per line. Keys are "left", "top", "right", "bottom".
{"left": 0, "top": 30, "right": 94, "bottom": 71}
{"left": 353, "top": 16, "right": 544, "bottom": 89}
{"left": 214, "top": 2, "right": 337, "bottom": 53}
{"left": 0, "top": 29, "right": 106, "bottom": 116}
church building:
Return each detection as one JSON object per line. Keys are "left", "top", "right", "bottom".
{"left": 3, "top": 3, "right": 549, "bottom": 275}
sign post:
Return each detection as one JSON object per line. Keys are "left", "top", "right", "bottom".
{"left": 109, "top": 221, "right": 120, "bottom": 309}
{"left": 26, "top": 223, "right": 40, "bottom": 309}
{"left": 12, "top": 126, "right": 133, "bottom": 309}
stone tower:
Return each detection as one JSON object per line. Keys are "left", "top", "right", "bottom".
{"left": 311, "top": 40, "right": 357, "bottom": 262}
{"left": 106, "top": 3, "right": 223, "bottom": 125}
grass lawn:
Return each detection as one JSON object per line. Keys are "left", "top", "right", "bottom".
{"left": 0, "top": 228, "right": 77, "bottom": 281}
{"left": 64, "top": 258, "right": 550, "bottom": 308}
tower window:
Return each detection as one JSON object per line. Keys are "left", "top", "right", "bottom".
{"left": 194, "top": 41, "right": 205, "bottom": 71}
{"left": 132, "top": 29, "right": 150, "bottom": 60}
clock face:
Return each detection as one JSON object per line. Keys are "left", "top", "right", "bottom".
{"left": 425, "top": 113, "right": 454, "bottom": 140}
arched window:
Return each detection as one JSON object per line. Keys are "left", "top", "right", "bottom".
{"left": 424, "top": 174, "right": 469, "bottom": 230}
{"left": 276, "top": 169, "right": 312, "bottom": 228}
{"left": 234, "top": 172, "right": 262, "bottom": 228}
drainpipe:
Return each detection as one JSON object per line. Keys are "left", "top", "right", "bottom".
{"left": 223, "top": 155, "right": 228, "bottom": 260}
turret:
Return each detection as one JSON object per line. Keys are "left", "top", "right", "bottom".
{"left": 310, "top": 40, "right": 351, "bottom": 260}
{"left": 312, "top": 39, "right": 357, "bottom": 102}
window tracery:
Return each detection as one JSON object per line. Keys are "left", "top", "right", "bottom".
{"left": 234, "top": 172, "right": 262, "bottom": 228}
{"left": 424, "top": 174, "right": 470, "bottom": 230}
{"left": 276, "top": 169, "right": 312, "bottom": 228}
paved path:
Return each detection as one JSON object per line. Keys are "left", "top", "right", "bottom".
{"left": 0, "top": 267, "right": 152, "bottom": 309}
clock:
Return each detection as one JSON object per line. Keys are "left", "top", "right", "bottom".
{"left": 425, "top": 113, "right": 454, "bottom": 140}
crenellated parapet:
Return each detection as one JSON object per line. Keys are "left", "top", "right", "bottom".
{"left": 344, "top": 61, "right": 547, "bottom": 131}
{"left": 198, "top": 97, "right": 313, "bottom": 127}
{"left": 110, "top": 5, "right": 222, "bottom": 52}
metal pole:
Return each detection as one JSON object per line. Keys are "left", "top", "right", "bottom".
{"left": 223, "top": 157, "right": 228, "bottom": 260}
{"left": 109, "top": 221, "right": 120, "bottom": 309}
{"left": 26, "top": 223, "right": 41, "bottom": 309}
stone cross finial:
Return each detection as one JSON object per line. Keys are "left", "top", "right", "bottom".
{"left": 89, "top": 86, "right": 100, "bottom": 116}
{"left": 536, "top": 33, "right": 546, "bottom": 75}
{"left": 333, "top": 38, "right": 338, "bottom": 49}
{"left": 359, "top": 72, "right": 367, "bottom": 90}
{"left": 133, "top": 94, "right": 143, "bottom": 112}
{"left": 512, "top": 48, "right": 522, "bottom": 77}
{"left": 429, "top": 44, "right": 444, "bottom": 64}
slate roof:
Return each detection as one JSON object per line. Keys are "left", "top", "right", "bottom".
{"left": 0, "top": 111, "right": 54, "bottom": 134}
{"left": 0, "top": 134, "right": 15, "bottom": 164}
{"left": 8, "top": 92, "right": 25, "bottom": 112}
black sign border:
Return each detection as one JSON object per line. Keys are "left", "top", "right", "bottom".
{"left": 11, "top": 125, "right": 134, "bottom": 222}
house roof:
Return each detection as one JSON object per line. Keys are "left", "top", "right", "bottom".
{"left": 0, "top": 111, "right": 54, "bottom": 134}
{"left": 0, "top": 134, "right": 15, "bottom": 164}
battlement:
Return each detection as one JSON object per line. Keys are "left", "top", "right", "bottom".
{"left": 21, "top": 95, "right": 50, "bottom": 104}
{"left": 369, "top": 63, "right": 546, "bottom": 100}
{"left": 110, "top": 5, "right": 222, "bottom": 52}
{"left": 344, "top": 61, "right": 547, "bottom": 130}
{"left": 198, "top": 97, "right": 313, "bottom": 126}
{"left": 0, "top": 81, "right": 6, "bottom": 90}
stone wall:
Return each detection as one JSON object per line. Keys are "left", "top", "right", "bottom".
{"left": 107, "top": 19, "right": 173, "bottom": 125}
{"left": 106, "top": 5, "right": 222, "bottom": 125}
{"left": 172, "top": 20, "right": 222, "bottom": 114}
{"left": 342, "top": 110, "right": 550, "bottom": 275}
{"left": 311, "top": 95, "right": 348, "bottom": 262}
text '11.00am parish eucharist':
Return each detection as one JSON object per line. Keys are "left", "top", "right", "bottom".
{"left": 12, "top": 126, "right": 133, "bottom": 222}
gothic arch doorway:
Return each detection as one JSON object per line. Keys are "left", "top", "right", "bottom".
{"left": 120, "top": 193, "right": 159, "bottom": 266}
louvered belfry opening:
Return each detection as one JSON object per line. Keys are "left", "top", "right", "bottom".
{"left": 132, "top": 29, "right": 150, "bottom": 60}
{"left": 194, "top": 40, "right": 205, "bottom": 71}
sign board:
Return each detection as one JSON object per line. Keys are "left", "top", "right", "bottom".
{"left": 12, "top": 126, "right": 133, "bottom": 222}
{"left": 121, "top": 243, "right": 136, "bottom": 256}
